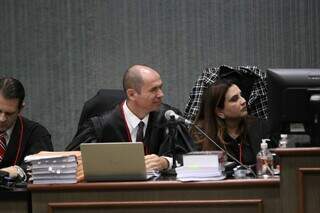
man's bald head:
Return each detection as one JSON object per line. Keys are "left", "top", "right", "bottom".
{"left": 122, "top": 65, "right": 159, "bottom": 93}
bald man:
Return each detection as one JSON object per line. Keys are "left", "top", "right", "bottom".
{"left": 67, "top": 65, "right": 194, "bottom": 171}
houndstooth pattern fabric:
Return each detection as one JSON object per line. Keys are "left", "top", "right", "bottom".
{"left": 184, "top": 65, "right": 269, "bottom": 122}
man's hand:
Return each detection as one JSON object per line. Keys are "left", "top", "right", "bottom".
{"left": 144, "top": 154, "right": 169, "bottom": 171}
{"left": 0, "top": 166, "right": 18, "bottom": 178}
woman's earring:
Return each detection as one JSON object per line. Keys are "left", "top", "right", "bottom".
{"left": 217, "top": 113, "right": 225, "bottom": 119}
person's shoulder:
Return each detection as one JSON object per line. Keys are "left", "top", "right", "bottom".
{"left": 20, "top": 116, "right": 48, "bottom": 130}
{"left": 99, "top": 104, "right": 121, "bottom": 119}
{"left": 90, "top": 104, "right": 122, "bottom": 126}
{"left": 19, "top": 116, "right": 51, "bottom": 137}
{"left": 246, "top": 115, "right": 271, "bottom": 139}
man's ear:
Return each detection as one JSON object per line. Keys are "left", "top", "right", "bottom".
{"left": 216, "top": 108, "right": 225, "bottom": 119}
{"left": 126, "top": 89, "right": 137, "bottom": 101}
{"left": 18, "top": 102, "right": 25, "bottom": 113}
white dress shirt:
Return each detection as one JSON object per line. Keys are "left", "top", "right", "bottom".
{"left": 122, "top": 101, "right": 173, "bottom": 169}
{"left": 122, "top": 101, "right": 149, "bottom": 142}
{"left": 3, "top": 122, "right": 15, "bottom": 146}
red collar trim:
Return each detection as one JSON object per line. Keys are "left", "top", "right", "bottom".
{"left": 120, "top": 101, "right": 132, "bottom": 142}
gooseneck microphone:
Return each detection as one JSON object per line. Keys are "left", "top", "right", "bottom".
{"left": 164, "top": 110, "right": 192, "bottom": 125}
{"left": 164, "top": 110, "right": 257, "bottom": 177}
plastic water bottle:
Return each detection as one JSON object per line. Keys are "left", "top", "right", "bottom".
{"left": 279, "top": 134, "right": 288, "bottom": 148}
{"left": 256, "top": 139, "right": 274, "bottom": 178}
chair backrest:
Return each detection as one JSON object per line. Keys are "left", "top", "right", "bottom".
{"left": 77, "top": 89, "right": 125, "bottom": 129}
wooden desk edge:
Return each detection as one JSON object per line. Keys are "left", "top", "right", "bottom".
{"left": 273, "top": 147, "right": 320, "bottom": 156}
{"left": 28, "top": 178, "right": 279, "bottom": 191}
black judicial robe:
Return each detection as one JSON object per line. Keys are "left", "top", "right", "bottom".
{"left": 222, "top": 117, "right": 271, "bottom": 165}
{"left": 0, "top": 116, "right": 53, "bottom": 170}
{"left": 66, "top": 104, "right": 195, "bottom": 158}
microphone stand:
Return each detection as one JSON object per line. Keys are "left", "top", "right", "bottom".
{"left": 191, "top": 123, "right": 257, "bottom": 177}
{"left": 167, "top": 118, "right": 178, "bottom": 170}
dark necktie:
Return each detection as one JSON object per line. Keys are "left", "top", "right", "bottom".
{"left": 136, "top": 121, "right": 145, "bottom": 142}
{"left": 0, "top": 132, "right": 7, "bottom": 162}
{"left": 136, "top": 121, "right": 150, "bottom": 154}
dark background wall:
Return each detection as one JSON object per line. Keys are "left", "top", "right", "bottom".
{"left": 1, "top": 0, "right": 319, "bottom": 150}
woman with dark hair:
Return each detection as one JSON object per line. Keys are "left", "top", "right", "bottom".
{"left": 190, "top": 80, "right": 270, "bottom": 166}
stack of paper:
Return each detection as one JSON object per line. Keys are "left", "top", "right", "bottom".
{"left": 176, "top": 151, "right": 226, "bottom": 182}
{"left": 25, "top": 151, "right": 84, "bottom": 184}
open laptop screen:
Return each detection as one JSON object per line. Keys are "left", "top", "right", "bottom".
{"left": 80, "top": 142, "right": 147, "bottom": 181}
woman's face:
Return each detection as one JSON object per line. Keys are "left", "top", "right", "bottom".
{"left": 217, "top": 84, "right": 247, "bottom": 120}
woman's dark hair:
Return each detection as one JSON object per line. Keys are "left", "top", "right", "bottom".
{"left": 190, "top": 79, "right": 248, "bottom": 151}
{"left": 0, "top": 77, "right": 25, "bottom": 109}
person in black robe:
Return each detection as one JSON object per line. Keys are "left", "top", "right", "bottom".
{"left": 190, "top": 80, "right": 270, "bottom": 166}
{"left": 0, "top": 77, "right": 53, "bottom": 180}
{"left": 66, "top": 65, "right": 194, "bottom": 171}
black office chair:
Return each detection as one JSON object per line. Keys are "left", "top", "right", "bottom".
{"left": 76, "top": 89, "right": 125, "bottom": 130}
{"left": 66, "top": 89, "right": 125, "bottom": 151}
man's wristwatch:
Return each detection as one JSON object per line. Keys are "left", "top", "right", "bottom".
{"left": 14, "top": 166, "right": 27, "bottom": 182}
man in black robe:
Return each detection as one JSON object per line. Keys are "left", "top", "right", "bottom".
{"left": 66, "top": 65, "right": 194, "bottom": 171}
{"left": 0, "top": 77, "right": 53, "bottom": 180}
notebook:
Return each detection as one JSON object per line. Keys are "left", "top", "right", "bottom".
{"left": 80, "top": 142, "right": 151, "bottom": 182}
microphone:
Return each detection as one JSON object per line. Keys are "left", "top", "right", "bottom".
{"left": 164, "top": 110, "right": 192, "bottom": 170}
{"left": 164, "top": 110, "right": 192, "bottom": 125}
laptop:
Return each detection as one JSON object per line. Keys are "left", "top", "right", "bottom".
{"left": 80, "top": 142, "right": 149, "bottom": 182}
